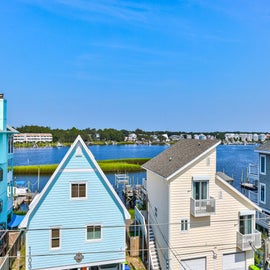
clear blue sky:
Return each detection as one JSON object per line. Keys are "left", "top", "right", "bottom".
{"left": 1, "top": 1, "right": 270, "bottom": 132}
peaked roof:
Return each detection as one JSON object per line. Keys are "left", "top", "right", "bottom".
{"left": 20, "top": 135, "right": 130, "bottom": 228}
{"left": 255, "top": 141, "right": 270, "bottom": 153}
{"left": 142, "top": 139, "right": 220, "bottom": 180}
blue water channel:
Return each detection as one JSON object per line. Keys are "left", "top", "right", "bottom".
{"left": 13, "top": 144, "right": 258, "bottom": 193}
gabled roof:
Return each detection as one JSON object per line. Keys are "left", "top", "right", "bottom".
{"left": 142, "top": 139, "right": 220, "bottom": 180}
{"left": 255, "top": 141, "right": 270, "bottom": 153}
{"left": 20, "top": 135, "right": 130, "bottom": 228}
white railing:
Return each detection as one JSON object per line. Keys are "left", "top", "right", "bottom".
{"left": 237, "top": 230, "right": 261, "bottom": 251}
{"left": 248, "top": 163, "right": 259, "bottom": 180}
{"left": 248, "top": 190, "right": 259, "bottom": 204}
{"left": 256, "top": 211, "right": 270, "bottom": 229}
{"left": 135, "top": 206, "right": 147, "bottom": 240}
{"left": 190, "top": 197, "right": 216, "bottom": 217}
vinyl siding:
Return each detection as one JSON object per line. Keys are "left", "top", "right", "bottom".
{"left": 259, "top": 154, "right": 270, "bottom": 210}
{"left": 26, "top": 143, "right": 126, "bottom": 270}
{"left": 147, "top": 170, "right": 169, "bottom": 269}
{"left": 166, "top": 149, "right": 256, "bottom": 270}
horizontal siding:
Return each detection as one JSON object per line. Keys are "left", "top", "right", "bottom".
{"left": 27, "top": 143, "right": 126, "bottom": 269}
{"left": 167, "top": 149, "right": 256, "bottom": 270}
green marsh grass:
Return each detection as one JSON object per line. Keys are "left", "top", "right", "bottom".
{"left": 14, "top": 158, "right": 150, "bottom": 175}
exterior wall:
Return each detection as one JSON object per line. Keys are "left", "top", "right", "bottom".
{"left": 168, "top": 149, "right": 256, "bottom": 270}
{"left": 258, "top": 153, "right": 270, "bottom": 211}
{"left": 26, "top": 143, "right": 126, "bottom": 270}
{"left": 147, "top": 170, "right": 169, "bottom": 269}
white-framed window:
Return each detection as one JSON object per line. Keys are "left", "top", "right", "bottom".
{"left": 260, "top": 155, "right": 266, "bottom": 175}
{"left": 193, "top": 181, "right": 208, "bottom": 200}
{"left": 86, "top": 225, "right": 102, "bottom": 241}
{"left": 70, "top": 182, "right": 87, "bottom": 199}
{"left": 180, "top": 219, "right": 189, "bottom": 232}
{"left": 239, "top": 214, "right": 254, "bottom": 235}
{"left": 50, "top": 227, "right": 61, "bottom": 249}
{"left": 260, "top": 183, "right": 266, "bottom": 204}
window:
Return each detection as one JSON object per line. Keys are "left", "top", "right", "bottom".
{"left": 239, "top": 215, "right": 253, "bottom": 235}
{"left": 193, "top": 181, "right": 208, "bottom": 200}
{"left": 87, "top": 225, "right": 101, "bottom": 240}
{"left": 154, "top": 207, "right": 158, "bottom": 218}
{"left": 71, "top": 183, "right": 86, "bottom": 198}
{"left": 51, "top": 228, "right": 60, "bottom": 249}
{"left": 260, "top": 155, "right": 266, "bottom": 175}
{"left": 0, "top": 168, "right": 3, "bottom": 181}
{"left": 260, "top": 183, "right": 266, "bottom": 204}
{"left": 180, "top": 219, "right": 189, "bottom": 232}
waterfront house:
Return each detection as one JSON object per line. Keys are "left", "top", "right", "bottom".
{"left": 0, "top": 94, "right": 18, "bottom": 255}
{"left": 139, "top": 139, "right": 261, "bottom": 270}
{"left": 20, "top": 135, "right": 130, "bottom": 270}
{"left": 245, "top": 141, "right": 270, "bottom": 231}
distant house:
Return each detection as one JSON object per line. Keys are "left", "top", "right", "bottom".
{"left": 20, "top": 135, "right": 130, "bottom": 270}
{"left": 0, "top": 94, "right": 18, "bottom": 255}
{"left": 126, "top": 133, "right": 137, "bottom": 142}
{"left": 140, "top": 139, "right": 261, "bottom": 270}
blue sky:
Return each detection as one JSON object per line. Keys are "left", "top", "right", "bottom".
{"left": 1, "top": 0, "right": 270, "bottom": 132}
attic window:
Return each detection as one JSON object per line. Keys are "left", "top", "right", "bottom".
{"left": 75, "top": 146, "right": 83, "bottom": 157}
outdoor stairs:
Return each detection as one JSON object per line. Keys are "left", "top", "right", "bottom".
{"left": 149, "top": 226, "right": 161, "bottom": 270}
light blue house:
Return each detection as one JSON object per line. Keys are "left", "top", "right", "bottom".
{"left": 20, "top": 135, "right": 130, "bottom": 270}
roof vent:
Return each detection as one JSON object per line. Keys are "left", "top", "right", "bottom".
{"left": 169, "top": 157, "right": 172, "bottom": 161}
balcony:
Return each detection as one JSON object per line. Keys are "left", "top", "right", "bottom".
{"left": 237, "top": 230, "right": 261, "bottom": 251}
{"left": 256, "top": 211, "right": 270, "bottom": 229}
{"left": 190, "top": 197, "right": 216, "bottom": 217}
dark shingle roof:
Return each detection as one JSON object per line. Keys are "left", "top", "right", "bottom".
{"left": 256, "top": 141, "right": 270, "bottom": 152}
{"left": 142, "top": 139, "right": 220, "bottom": 179}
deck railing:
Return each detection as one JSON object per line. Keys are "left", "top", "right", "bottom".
{"left": 248, "top": 163, "right": 259, "bottom": 180}
{"left": 248, "top": 190, "right": 258, "bottom": 204}
{"left": 237, "top": 230, "right": 261, "bottom": 251}
{"left": 256, "top": 211, "right": 270, "bottom": 229}
{"left": 190, "top": 197, "right": 216, "bottom": 217}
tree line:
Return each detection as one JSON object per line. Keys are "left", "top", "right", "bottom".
{"left": 16, "top": 125, "right": 230, "bottom": 143}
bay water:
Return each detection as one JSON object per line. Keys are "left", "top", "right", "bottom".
{"left": 13, "top": 144, "right": 258, "bottom": 193}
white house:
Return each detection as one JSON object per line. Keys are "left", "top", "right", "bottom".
{"left": 141, "top": 139, "right": 261, "bottom": 270}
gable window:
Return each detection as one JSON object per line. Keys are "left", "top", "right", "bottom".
{"left": 193, "top": 181, "right": 208, "bottom": 200}
{"left": 51, "top": 228, "right": 61, "bottom": 249}
{"left": 260, "top": 155, "right": 266, "bottom": 175}
{"left": 180, "top": 219, "right": 189, "bottom": 232}
{"left": 260, "top": 183, "right": 266, "bottom": 204}
{"left": 71, "top": 183, "right": 86, "bottom": 199}
{"left": 239, "top": 214, "right": 253, "bottom": 235}
{"left": 87, "top": 225, "right": 101, "bottom": 241}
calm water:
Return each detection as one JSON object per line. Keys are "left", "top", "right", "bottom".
{"left": 13, "top": 144, "right": 259, "bottom": 192}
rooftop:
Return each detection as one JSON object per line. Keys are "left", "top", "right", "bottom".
{"left": 142, "top": 139, "right": 220, "bottom": 179}
{"left": 255, "top": 141, "right": 270, "bottom": 152}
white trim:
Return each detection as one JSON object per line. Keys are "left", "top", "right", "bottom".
{"left": 70, "top": 182, "right": 87, "bottom": 200}
{"left": 86, "top": 224, "right": 102, "bottom": 242}
{"left": 260, "top": 155, "right": 266, "bottom": 175}
{"left": 239, "top": 210, "right": 256, "bottom": 216}
{"left": 167, "top": 141, "right": 221, "bottom": 181}
{"left": 61, "top": 168, "right": 95, "bottom": 173}
{"left": 180, "top": 218, "right": 189, "bottom": 232}
{"left": 259, "top": 183, "right": 266, "bottom": 204}
{"left": 255, "top": 150, "right": 270, "bottom": 154}
{"left": 192, "top": 175, "right": 210, "bottom": 181}
{"left": 50, "top": 227, "right": 61, "bottom": 250}
{"left": 216, "top": 174, "right": 261, "bottom": 211}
